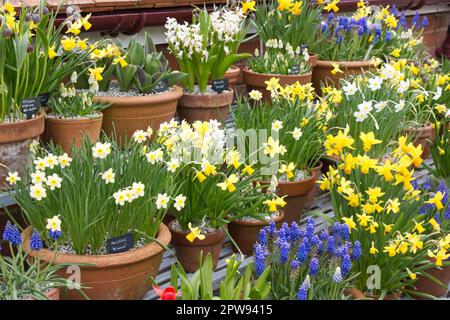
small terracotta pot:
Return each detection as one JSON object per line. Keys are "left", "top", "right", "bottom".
{"left": 95, "top": 85, "right": 183, "bottom": 145}
{"left": 168, "top": 220, "right": 226, "bottom": 273}
{"left": 305, "top": 161, "right": 323, "bottom": 209}
{"left": 177, "top": 90, "right": 234, "bottom": 124}
{"left": 312, "top": 60, "right": 373, "bottom": 93}
{"left": 259, "top": 171, "right": 316, "bottom": 224}
{"left": 22, "top": 224, "right": 171, "bottom": 300}
{"left": 308, "top": 53, "right": 319, "bottom": 68}
{"left": 345, "top": 287, "right": 403, "bottom": 300}
{"left": 223, "top": 66, "right": 241, "bottom": 89}
{"left": 45, "top": 113, "right": 103, "bottom": 154}
{"left": 413, "top": 262, "right": 450, "bottom": 298}
{"left": 404, "top": 123, "right": 434, "bottom": 159}
{"left": 228, "top": 210, "right": 284, "bottom": 255}
{"left": 243, "top": 68, "right": 313, "bottom": 103}
{"left": 0, "top": 112, "right": 45, "bottom": 190}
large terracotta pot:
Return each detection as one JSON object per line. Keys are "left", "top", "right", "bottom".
{"left": 345, "top": 288, "right": 403, "bottom": 300}
{"left": 0, "top": 112, "right": 45, "bottom": 190}
{"left": 305, "top": 161, "right": 323, "bottom": 209}
{"left": 243, "top": 68, "right": 313, "bottom": 103}
{"left": 228, "top": 210, "right": 284, "bottom": 255}
{"left": 45, "top": 113, "right": 103, "bottom": 154}
{"left": 168, "top": 220, "right": 226, "bottom": 273}
{"left": 312, "top": 60, "right": 373, "bottom": 93}
{"left": 404, "top": 123, "right": 434, "bottom": 159}
{"left": 259, "top": 171, "right": 316, "bottom": 224}
{"left": 95, "top": 85, "right": 183, "bottom": 145}
{"left": 177, "top": 90, "right": 234, "bottom": 124}
{"left": 413, "top": 263, "right": 450, "bottom": 298}
{"left": 22, "top": 224, "right": 171, "bottom": 300}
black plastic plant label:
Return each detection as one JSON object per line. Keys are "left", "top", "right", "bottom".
{"left": 154, "top": 80, "right": 169, "bottom": 93}
{"left": 21, "top": 98, "right": 41, "bottom": 119}
{"left": 38, "top": 92, "right": 51, "bottom": 106}
{"left": 106, "top": 233, "right": 134, "bottom": 254}
{"left": 211, "top": 79, "right": 229, "bottom": 94}
{"left": 290, "top": 64, "right": 300, "bottom": 75}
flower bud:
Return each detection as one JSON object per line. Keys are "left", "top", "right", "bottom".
{"left": 3, "top": 28, "right": 12, "bottom": 38}
{"left": 32, "top": 14, "right": 40, "bottom": 24}
{"left": 43, "top": 7, "right": 49, "bottom": 15}
{"left": 66, "top": 6, "right": 75, "bottom": 16}
{"left": 25, "top": 13, "right": 32, "bottom": 22}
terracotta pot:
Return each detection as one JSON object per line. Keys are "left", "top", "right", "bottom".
{"left": 243, "top": 68, "right": 313, "bottom": 103}
{"left": 177, "top": 90, "right": 233, "bottom": 124}
{"left": 305, "top": 161, "right": 323, "bottom": 209}
{"left": 259, "top": 171, "right": 316, "bottom": 224}
{"left": 308, "top": 53, "right": 319, "bottom": 68}
{"left": 95, "top": 85, "right": 183, "bottom": 145}
{"left": 22, "top": 224, "right": 171, "bottom": 300}
{"left": 0, "top": 112, "right": 45, "bottom": 190}
{"left": 223, "top": 66, "right": 241, "bottom": 89}
{"left": 312, "top": 60, "right": 373, "bottom": 93}
{"left": 168, "top": 220, "right": 226, "bottom": 273}
{"left": 46, "top": 288, "right": 60, "bottom": 300}
{"left": 228, "top": 210, "right": 284, "bottom": 256}
{"left": 345, "top": 287, "right": 403, "bottom": 300}
{"left": 413, "top": 263, "right": 450, "bottom": 298}
{"left": 45, "top": 113, "right": 103, "bottom": 154}
{"left": 404, "top": 123, "right": 434, "bottom": 159}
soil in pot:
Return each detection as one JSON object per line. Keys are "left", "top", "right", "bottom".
{"left": 243, "top": 68, "right": 312, "bottom": 103}
{"left": 305, "top": 161, "right": 323, "bottom": 209}
{"left": 45, "top": 113, "right": 103, "bottom": 154}
{"left": 177, "top": 88, "right": 234, "bottom": 124}
{"left": 0, "top": 113, "right": 45, "bottom": 190}
{"left": 312, "top": 60, "right": 373, "bottom": 93}
{"left": 168, "top": 220, "right": 226, "bottom": 273}
{"left": 228, "top": 211, "right": 284, "bottom": 256}
{"left": 22, "top": 224, "right": 171, "bottom": 300}
{"left": 259, "top": 170, "right": 317, "bottom": 224}
{"left": 95, "top": 85, "right": 183, "bottom": 146}
{"left": 404, "top": 123, "right": 434, "bottom": 159}
{"left": 412, "top": 263, "right": 450, "bottom": 299}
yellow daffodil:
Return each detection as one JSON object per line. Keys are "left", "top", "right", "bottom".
{"left": 186, "top": 223, "right": 205, "bottom": 243}
{"left": 89, "top": 67, "right": 105, "bottom": 81}
{"left": 425, "top": 191, "right": 445, "bottom": 210}
{"left": 113, "top": 55, "right": 128, "bottom": 68}
{"left": 428, "top": 248, "right": 450, "bottom": 267}
{"left": 194, "top": 170, "right": 206, "bottom": 183}
{"left": 66, "top": 20, "right": 82, "bottom": 35}
{"left": 383, "top": 223, "right": 394, "bottom": 235}
{"left": 241, "top": 164, "right": 255, "bottom": 176}
{"left": 330, "top": 63, "right": 343, "bottom": 75}
{"left": 386, "top": 198, "right": 401, "bottom": 214}
{"left": 341, "top": 216, "right": 356, "bottom": 232}
{"left": 356, "top": 212, "right": 372, "bottom": 227}
{"left": 81, "top": 14, "right": 92, "bottom": 30}
{"left": 429, "top": 218, "right": 441, "bottom": 232}
{"left": 344, "top": 192, "right": 360, "bottom": 207}
{"left": 413, "top": 221, "right": 425, "bottom": 234}
{"left": 407, "top": 268, "right": 417, "bottom": 280}
{"left": 61, "top": 37, "right": 77, "bottom": 51}
{"left": 242, "top": 0, "right": 256, "bottom": 14}
{"left": 279, "top": 162, "right": 296, "bottom": 179}
{"left": 290, "top": 1, "right": 302, "bottom": 15}
{"left": 370, "top": 241, "right": 379, "bottom": 255}
{"left": 359, "top": 132, "right": 382, "bottom": 152}
{"left": 277, "top": 0, "right": 293, "bottom": 11}
{"left": 408, "top": 233, "right": 423, "bottom": 254}
{"left": 390, "top": 48, "right": 401, "bottom": 58}
{"left": 384, "top": 14, "right": 397, "bottom": 28}
{"left": 324, "top": 0, "right": 340, "bottom": 12}
{"left": 217, "top": 174, "right": 239, "bottom": 192}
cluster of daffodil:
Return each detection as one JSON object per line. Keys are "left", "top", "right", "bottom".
{"left": 250, "top": 0, "right": 325, "bottom": 54}
{"left": 429, "top": 114, "right": 450, "bottom": 180}
{"left": 10, "top": 133, "right": 180, "bottom": 255}
{"left": 233, "top": 80, "right": 327, "bottom": 181}
{"left": 316, "top": 1, "right": 428, "bottom": 62}
{"left": 319, "top": 131, "right": 449, "bottom": 296}
{"left": 152, "top": 119, "right": 286, "bottom": 235}
{"left": 0, "top": 2, "right": 94, "bottom": 121}
{"left": 323, "top": 58, "right": 440, "bottom": 157}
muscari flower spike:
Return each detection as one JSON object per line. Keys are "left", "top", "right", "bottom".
{"left": 341, "top": 254, "right": 352, "bottom": 276}
{"left": 289, "top": 222, "right": 301, "bottom": 242}
{"left": 332, "top": 267, "right": 343, "bottom": 283}
{"left": 48, "top": 229, "right": 62, "bottom": 241}
{"left": 297, "top": 241, "right": 309, "bottom": 263}
{"left": 309, "top": 257, "right": 319, "bottom": 276}
{"left": 257, "top": 229, "right": 267, "bottom": 246}
{"left": 2, "top": 221, "right": 22, "bottom": 246}
{"left": 353, "top": 241, "right": 361, "bottom": 260}
{"left": 297, "top": 284, "right": 309, "bottom": 300}
{"left": 254, "top": 243, "right": 267, "bottom": 276}
{"left": 30, "top": 229, "right": 43, "bottom": 251}
{"left": 279, "top": 240, "right": 291, "bottom": 264}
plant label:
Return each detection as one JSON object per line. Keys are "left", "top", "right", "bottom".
{"left": 154, "top": 80, "right": 169, "bottom": 93}
{"left": 290, "top": 64, "right": 301, "bottom": 75}
{"left": 21, "top": 98, "right": 41, "bottom": 119}
{"left": 38, "top": 92, "right": 51, "bottom": 106}
{"left": 212, "top": 79, "right": 229, "bottom": 94}
{"left": 106, "top": 233, "right": 134, "bottom": 254}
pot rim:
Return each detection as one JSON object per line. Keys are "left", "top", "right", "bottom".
{"left": 315, "top": 60, "right": 374, "bottom": 68}
{"left": 95, "top": 85, "right": 183, "bottom": 105}
{"left": 0, "top": 111, "right": 45, "bottom": 143}
{"left": 243, "top": 67, "right": 313, "bottom": 79}
{"left": 45, "top": 112, "right": 103, "bottom": 123}
{"left": 231, "top": 210, "right": 285, "bottom": 226}
{"left": 22, "top": 224, "right": 171, "bottom": 268}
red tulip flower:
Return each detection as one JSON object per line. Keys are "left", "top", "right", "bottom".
{"left": 152, "top": 285, "right": 177, "bottom": 300}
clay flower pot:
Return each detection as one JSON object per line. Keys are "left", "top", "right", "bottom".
{"left": 312, "top": 60, "right": 373, "bottom": 92}
{"left": 95, "top": 85, "right": 183, "bottom": 145}
{"left": 305, "top": 161, "right": 323, "bottom": 209}
{"left": 243, "top": 68, "right": 313, "bottom": 103}
{"left": 0, "top": 112, "right": 45, "bottom": 190}
{"left": 259, "top": 171, "right": 317, "bottom": 224}
{"left": 46, "top": 288, "right": 60, "bottom": 300}
{"left": 22, "top": 224, "right": 171, "bottom": 300}
{"left": 404, "top": 123, "right": 434, "bottom": 159}
{"left": 345, "top": 287, "right": 403, "bottom": 300}
{"left": 413, "top": 262, "right": 450, "bottom": 298}
{"left": 168, "top": 220, "right": 226, "bottom": 273}
{"left": 228, "top": 210, "right": 285, "bottom": 256}
{"left": 45, "top": 113, "right": 103, "bottom": 154}
{"left": 308, "top": 53, "right": 319, "bottom": 68}
{"left": 177, "top": 90, "right": 234, "bottom": 124}
{"left": 223, "top": 65, "right": 241, "bottom": 89}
